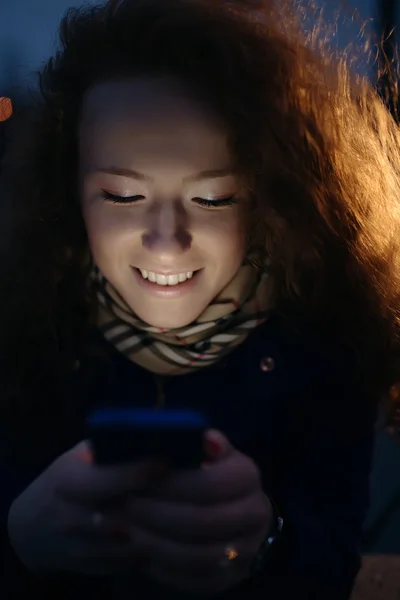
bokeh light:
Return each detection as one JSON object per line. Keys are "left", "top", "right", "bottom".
{"left": 0, "top": 97, "right": 13, "bottom": 122}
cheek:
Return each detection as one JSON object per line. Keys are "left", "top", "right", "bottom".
{"left": 82, "top": 205, "right": 136, "bottom": 260}
{"left": 204, "top": 214, "right": 247, "bottom": 267}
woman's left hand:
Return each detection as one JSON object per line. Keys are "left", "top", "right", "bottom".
{"left": 124, "top": 430, "right": 272, "bottom": 595}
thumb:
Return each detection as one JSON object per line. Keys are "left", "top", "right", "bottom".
{"left": 56, "top": 441, "right": 168, "bottom": 503}
{"left": 203, "top": 429, "right": 232, "bottom": 463}
{"left": 75, "top": 440, "right": 94, "bottom": 464}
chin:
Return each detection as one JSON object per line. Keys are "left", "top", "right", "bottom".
{"left": 142, "top": 315, "right": 197, "bottom": 329}
{"left": 134, "top": 307, "right": 204, "bottom": 330}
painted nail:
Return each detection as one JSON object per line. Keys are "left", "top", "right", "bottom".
{"left": 205, "top": 437, "right": 221, "bottom": 460}
{"left": 78, "top": 445, "right": 93, "bottom": 464}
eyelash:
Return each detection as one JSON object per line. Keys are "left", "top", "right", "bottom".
{"left": 194, "top": 196, "right": 236, "bottom": 208}
{"left": 101, "top": 191, "right": 144, "bottom": 204}
{"left": 101, "top": 190, "right": 236, "bottom": 208}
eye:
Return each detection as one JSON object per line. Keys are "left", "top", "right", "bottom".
{"left": 194, "top": 196, "right": 236, "bottom": 208}
{"left": 101, "top": 190, "right": 145, "bottom": 204}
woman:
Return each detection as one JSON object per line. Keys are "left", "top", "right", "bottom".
{"left": 1, "top": 0, "right": 400, "bottom": 598}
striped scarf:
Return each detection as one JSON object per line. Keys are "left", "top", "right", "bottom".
{"left": 92, "top": 264, "right": 274, "bottom": 375}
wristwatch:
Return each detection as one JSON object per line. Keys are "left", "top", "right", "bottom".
{"left": 250, "top": 495, "right": 284, "bottom": 577}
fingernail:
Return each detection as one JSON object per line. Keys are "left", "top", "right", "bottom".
{"left": 78, "top": 445, "right": 93, "bottom": 464}
{"left": 204, "top": 437, "right": 221, "bottom": 460}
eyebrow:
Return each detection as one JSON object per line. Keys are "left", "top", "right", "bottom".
{"left": 90, "top": 166, "right": 236, "bottom": 182}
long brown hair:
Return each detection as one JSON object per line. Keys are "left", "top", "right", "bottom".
{"left": 1, "top": 0, "right": 400, "bottom": 411}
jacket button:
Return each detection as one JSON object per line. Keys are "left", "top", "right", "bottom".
{"left": 260, "top": 356, "right": 275, "bottom": 372}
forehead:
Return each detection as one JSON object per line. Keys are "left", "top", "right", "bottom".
{"left": 79, "top": 78, "right": 231, "bottom": 172}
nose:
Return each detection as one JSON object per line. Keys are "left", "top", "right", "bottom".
{"left": 142, "top": 200, "right": 192, "bottom": 255}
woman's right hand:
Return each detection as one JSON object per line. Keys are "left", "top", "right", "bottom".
{"left": 7, "top": 442, "right": 165, "bottom": 576}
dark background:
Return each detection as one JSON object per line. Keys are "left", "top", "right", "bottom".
{"left": 0, "top": 0, "right": 390, "bottom": 101}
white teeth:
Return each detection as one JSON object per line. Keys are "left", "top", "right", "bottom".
{"left": 139, "top": 269, "right": 194, "bottom": 286}
{"left": 156, "top": 274, "right": 169, "bottom": 285}
{"left": 166, "top": 274, "right": 179, "bottom": 286}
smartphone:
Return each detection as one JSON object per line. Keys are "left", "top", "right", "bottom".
{"left": 87, "top": 407, "right": 209, "bottom": 468}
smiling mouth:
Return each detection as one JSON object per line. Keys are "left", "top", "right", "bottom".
{"left": 135, "top": 268, "right": 199, "bottom": 286}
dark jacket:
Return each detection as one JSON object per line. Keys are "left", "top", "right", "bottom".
{"left": 0, "top": 316, "right": 376, "bottom": 599}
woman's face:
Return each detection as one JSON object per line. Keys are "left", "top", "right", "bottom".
{"left": 80, "top": 77, "right": 247, "bottom": 329}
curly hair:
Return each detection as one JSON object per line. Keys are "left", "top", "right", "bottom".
{"left": 1, "top": 0, "right": 400, "bottom": 411}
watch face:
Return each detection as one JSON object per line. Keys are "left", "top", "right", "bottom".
{"left": 251, "top": 515, "right": 284, "bottom": 576}
{"left": 251, "top": 534, "right": 273, "bottom": 576}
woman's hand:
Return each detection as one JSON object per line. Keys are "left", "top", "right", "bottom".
{"left": 7, "top": 431, "right": 272, "bottom": 593}
{"left": 124, "top": 430, "right": 272, "bottom": 595}
{"left": 7, "top": 442, "right": 165, "bottom": 576}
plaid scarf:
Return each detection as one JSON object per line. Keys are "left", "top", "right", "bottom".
{"left": 92, "top": 264, "right": 274, "bottom": 375}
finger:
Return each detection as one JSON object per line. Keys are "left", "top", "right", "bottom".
{"left": 128, "top": 522, "right": 257, "bottom": 575}
{"left": 59, "top": 504, "right": 136, "bottom": 574}
{"left": 126, "top": 492, "right": 270, "bottom": 543}
{"left": 55, "top": 441, "right": 168, "bottom": 503}
{"left": 76, "top": 442, "right": 94, "bottom": 464}
{"left": 203, "top": 429, "right": 232, "bottom": 464}
{"left": 68, "top": 535, "right": 138, "bottom": 575}
{"left": 63, "top": 500, "right": 129, "bottom": 539}
{"left": 150, "top": 452, "right": 261, "bottom": 503}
